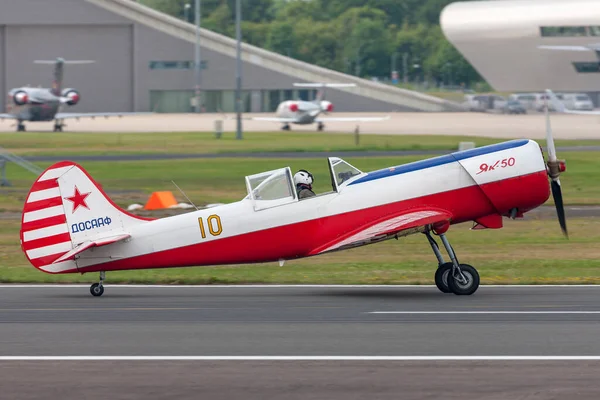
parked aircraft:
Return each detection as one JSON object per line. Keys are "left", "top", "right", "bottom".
{"left": 546, "top": 89, "right": 600, "bottom": 115}
{"left": 0, "top": 58, "right": 151, "bottom": 132}
{"left": 20, "top": 106, "right": 567, "bottom": 297}
{"left": 249, "top": 83, "right": 389, "bottom": 131}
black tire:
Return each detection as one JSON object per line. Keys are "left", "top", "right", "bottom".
{"left": 90, "top": 283, "right": 104, "bottom": 297}
{"left": 434, "top": 262, "right": 453, "bottom": 293}
{"left": 447, "top": 264, "right": 480, "bottom": 296}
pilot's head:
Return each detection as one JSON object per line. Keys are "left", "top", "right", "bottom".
{"left": 294, "top": 170, "right": 314, "bottom": 189}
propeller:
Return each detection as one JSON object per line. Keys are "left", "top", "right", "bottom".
{"left": 543, "top": 91, "right": 568, "bottom": 238}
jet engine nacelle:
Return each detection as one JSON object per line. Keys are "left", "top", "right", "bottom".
{"left": 61, "top": 88, "right": 80, "bottom": 106}
{"left": 13, "top": 90, "right": 29, "bottom": 106}
{"left": 320, "top": 101, "right": 334, "bottom": 112}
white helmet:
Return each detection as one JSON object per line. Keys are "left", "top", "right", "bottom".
{"left": 294, "top": 170, "right": 314, "bottom": 186}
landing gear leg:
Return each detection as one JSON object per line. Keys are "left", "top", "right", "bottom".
{"left": 16, "top": 121, "right": 26, "bottom": 132}
{"left": 281, "top": 124, "right": 291, "bottom": 131}
{"left": 317, "top": 122, "right": 324, "bottom": 131}
{"left": 425, "top": 230, "right": 452, "bottom": 293}
{"left": 439, "top": 233, "right": 480, "bottom": 296}
{"left": 90, "top": 271, "right": 105, "bottom": 297}
{"left": 53, "top": 120, "right": 64, "bottom": 132}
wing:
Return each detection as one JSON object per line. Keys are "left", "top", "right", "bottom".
{"left": 55, "top": 112, "right": 154, "bottom": 120}
{"left": 314, "top": 116, "right": 391, "bottom": 122}
{"left": 0, "top": 114, "right": 17, "bottom": 120}
{"left": 248, "top": 117, "right": 298, "bottom": 122}
{"left": 545, "top": 89, "right": 600, "bottom": 115}
{"left": 309, "top": 208, "right": 453, "bottom": 255}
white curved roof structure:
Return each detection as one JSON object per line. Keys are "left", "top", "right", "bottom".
{"left": 441, "top": 0, "right": 600, "bottom": 92}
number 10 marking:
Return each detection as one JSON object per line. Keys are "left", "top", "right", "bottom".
{"left": 198, "top": 214, "right": 223, "bottom": 238}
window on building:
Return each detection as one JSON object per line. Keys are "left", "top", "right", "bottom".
{"left": 149, "top": 61, "right": 207, "bottom": 70}
{"left": 573, "top": 62, "right": 600, "bottom": 73}
{"left": 541, "top": 26, "right": 596, "bottom": 37}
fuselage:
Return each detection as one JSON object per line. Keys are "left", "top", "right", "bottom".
{"left": 28, "top": 139, "right": 550, "bottom": 275}
{"left": 275, "top": 100, "right": 322, "bottom": 124}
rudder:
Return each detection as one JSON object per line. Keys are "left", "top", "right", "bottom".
{"left": 20, "top": 161, "right": 152, "bottom": 273}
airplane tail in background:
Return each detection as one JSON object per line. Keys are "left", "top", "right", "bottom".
{"left": 545, "top": 89, "right": 566, "bottom": 113}
{"left": 20, "top": 161, "right": 152, "bottom": 273}
{"left": 293, "top": 82, "right": 357, "bottom": 102}
{"left": 34, "top": 58, "right": 95, "bottom": 96}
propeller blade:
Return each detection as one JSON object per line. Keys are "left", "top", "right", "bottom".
{"left": 551, "top": 179, "right": 568, "bottom": 238}
{"left": 544, "top": 90, "right": 557, "bottom": 162}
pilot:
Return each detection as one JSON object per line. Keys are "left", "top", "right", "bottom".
{"left": 294, "top": 170, "right": 315, "bottom": 199}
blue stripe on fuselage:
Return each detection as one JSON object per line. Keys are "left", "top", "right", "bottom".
{"left": 348, "top": 139, "right": 530, "bottom": 186}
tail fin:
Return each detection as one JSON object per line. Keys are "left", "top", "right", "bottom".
{"left": 293, "top": 82, "right": 357, "bottom": 102}
{"left": 545, "top": 89, "right": 566, "bottom": 113}
{"left": 34, "top": 58, "right": 94, "bottom": 96}
{"left": 20, "top": 161, "right": 152, "bottom": 274}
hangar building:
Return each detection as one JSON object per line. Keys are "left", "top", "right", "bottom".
{"left": 0, "top": 0, "right": 462, "bottom": 114}
{"left": 441, "top": 0, "right": 600, "bottom": 104}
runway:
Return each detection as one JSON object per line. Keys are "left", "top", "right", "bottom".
{"left": 2, "top": 112, "right": 600, "bottom": 139}
{"left": 2, "top": 285, "right": 600, "bottom": 356}
{"left": 3, "top": 285, "right": 600, "bottom": 399}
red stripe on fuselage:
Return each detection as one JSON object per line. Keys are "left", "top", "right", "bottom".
{"left": 21, "top": 233, "right": 71, "bottom": 252}
{"left": 23, "top": 197, "right": 63, "bottom": 213}
{"left": 71, "top": 170, "right": 550, "bottom": 275}
{"left": 21, "top": 215, "right": 67, "bottom": 233}
{"left": 28, "top": 179, "right": 60, "bottom": 193}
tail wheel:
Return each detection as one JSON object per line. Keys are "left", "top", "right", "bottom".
{"left": 434, "top": 262, "right": 453, "bottom": 293}
{"left": 447, "top": 264, "right": 480, "bottom": 296}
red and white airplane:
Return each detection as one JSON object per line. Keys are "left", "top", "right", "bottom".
{"left": 249, "top": 83, "right": 390, "bottom": 131}
{"left": 19, "top": 113, "right": 567, "bottom": 297}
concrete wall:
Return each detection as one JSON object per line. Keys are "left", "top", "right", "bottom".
{"left": 441, "top": 0, "right": 600, "bottom": 93}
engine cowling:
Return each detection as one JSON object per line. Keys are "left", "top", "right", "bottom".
{"left": 288, "top": 102, "right": 298, "bottom": 112}
{"left": 61, "top": 88, "right": 80, "bottom": 106}
{"left": 320, "top": 101, "right": 333, "bottom": 112}
{"left": 13, "top": 90, "right": 29, "bottom": 106}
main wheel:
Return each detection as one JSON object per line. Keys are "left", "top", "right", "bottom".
{"left": 434, "top": 262, "right": 453, "bottom": 293}
{"left": 90, "top": 283, "right": 104, "bottom": 297}
{"left": 447, "top": 264, "right": 480, "bottom": 296}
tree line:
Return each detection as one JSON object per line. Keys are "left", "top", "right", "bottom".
{"left": 140, "top": 0, "right": 486, "bottom": 90}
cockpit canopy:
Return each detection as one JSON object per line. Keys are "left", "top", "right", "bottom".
{"left": 243, "top": 157, "right": 364, "bottom": 211}
{"left": 328, "top": 157, "right": 363, "bottom": 190}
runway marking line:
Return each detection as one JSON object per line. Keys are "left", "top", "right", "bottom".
{"left": 1, "top": 285, "right": 600, "bottom": 289}
{"left": 368, "top": 311, "right": 600, "bottom": 314}
{"left": 2, "top": 356, "right": 600, "bottom": 361}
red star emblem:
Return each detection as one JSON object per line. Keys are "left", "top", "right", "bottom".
{"left": 64, "top": 186, "right": 91, "bottom": 213}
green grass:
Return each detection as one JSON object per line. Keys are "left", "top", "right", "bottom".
{"left": 1, "top": 151, "right": 597, "bottom": 212}
{"left": 3, "top": 131, "right": 600, "bottom": 156}
{"left": 1, "top": 217, "right": 599, "bottom": 284}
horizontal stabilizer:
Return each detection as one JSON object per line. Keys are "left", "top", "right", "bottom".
{"left": 293, "top": 83, "right": 357, "bottom": 88}
{"left": 53, "top": 233, "right": 131, "bottom": 264}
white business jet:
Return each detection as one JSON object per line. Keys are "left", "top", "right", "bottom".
{"left": 250, "top": 83, "right": 389, "bottom": 131}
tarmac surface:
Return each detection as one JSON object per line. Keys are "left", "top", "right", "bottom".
{"left": 2, "top": 285, "right": 600, "bottom": 398}
{"left": 2, "top": 112, "right": 600, "bottom": 139}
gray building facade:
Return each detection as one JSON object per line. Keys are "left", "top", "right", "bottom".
{"left": 0, "top": 0, "right": 462, "bottom": 114}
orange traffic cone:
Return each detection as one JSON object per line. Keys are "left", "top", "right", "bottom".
{"left": 144, "top": 191, "right": 178, "bottom": 210}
